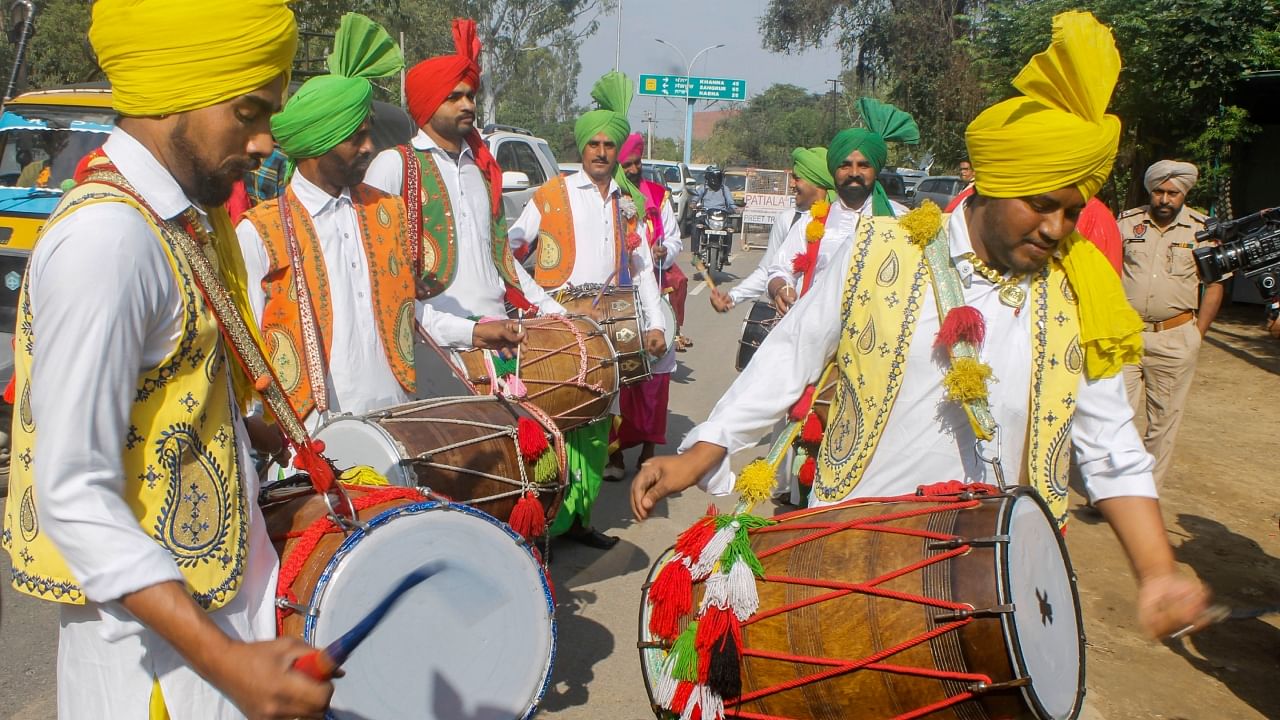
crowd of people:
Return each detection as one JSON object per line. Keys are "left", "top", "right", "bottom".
{"left": 0, "top": 1, "right": 1247, "bottom": 718}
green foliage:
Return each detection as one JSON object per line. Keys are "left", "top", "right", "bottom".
{"left": 699, "top": 84, "right": 833, "bottom": 167}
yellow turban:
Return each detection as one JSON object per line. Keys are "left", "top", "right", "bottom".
{"left": 90, "top": 0, "right": 298, "bottom": 117}
{"left": 965, "top": 11, "right": 1121, "bottom": 201}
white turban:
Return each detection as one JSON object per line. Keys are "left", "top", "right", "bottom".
{"left": 1144, "top": 160, "right": 1198, "bottom": 194}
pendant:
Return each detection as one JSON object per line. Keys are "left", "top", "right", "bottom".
{"left": 998, "top": 283, "right": 1027, "bottom": 309}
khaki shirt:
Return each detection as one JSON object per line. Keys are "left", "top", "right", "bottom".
{"left": 1119, "top": 205, "right": 1211, "bottom": 322}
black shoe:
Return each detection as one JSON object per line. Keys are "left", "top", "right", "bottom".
{"left": 566, "top": 527, "right": 620, "bottom": 550}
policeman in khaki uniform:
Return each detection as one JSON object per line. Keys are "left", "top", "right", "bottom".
{"left": 1119, "top": 160, "right": 1225, "bottom": 485}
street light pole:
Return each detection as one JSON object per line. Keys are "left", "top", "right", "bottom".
{"left": 655, "top": 38, "right": 724, "bottom": 166}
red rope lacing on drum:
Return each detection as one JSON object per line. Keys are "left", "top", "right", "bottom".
{"left": 721, "top": 484, "right": 1000, "bottom": 720}
{"left": 273, "top": 486, "right": 427, "bottom": 632}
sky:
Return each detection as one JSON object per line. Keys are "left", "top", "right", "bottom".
{"left": 572, "top": 0, "right": 846, "bottom": 139}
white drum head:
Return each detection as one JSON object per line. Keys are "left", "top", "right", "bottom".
{"left": 1002, "top": 493, "right": 1084, "bottom": 720}
{"left": 315, "top": 416, "right": 413, "bottom": 487}
{"left": 308, "top": 502, "right": 556, "bottom": 720}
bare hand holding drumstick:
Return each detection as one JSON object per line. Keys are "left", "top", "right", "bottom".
{"left": 643, "top": 328, "right": 667, "bottom": 358}
{"left": 631, "top": 442, "right": 726, "bottom": 521}
{"left": 472, "top": 320, "right": 525, "bottom": 361}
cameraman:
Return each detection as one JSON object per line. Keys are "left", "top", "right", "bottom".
{"left": 1119, "top": 160, "right": 1226, "bottom": 487}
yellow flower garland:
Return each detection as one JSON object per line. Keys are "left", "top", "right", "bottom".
{"left": 899, "top": 199, "right": 943, "bottom": 245}
{"left": 805, "top": 199, "right": 831, "bottom": 243}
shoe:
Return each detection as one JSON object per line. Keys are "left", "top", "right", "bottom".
{"left": 603, "top": 457, "right": 626, "bottom": 482}
{"left": 677, "top": 335, "right": 693, "bottom": 349}
{"left": 565, "top": 527, "right": 620, "bottom": 550}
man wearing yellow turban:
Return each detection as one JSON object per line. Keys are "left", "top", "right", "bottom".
{"left": 2, "top": 2, "right": 336, "bottom": 718}
{"left": 632, "top": 11, "right": 1211, "bottom": 641}
{"left": 507, "top": 71, "right": 669, "bottom": 550}
{"left": 765, "top": 98, "right": 914, "bottom": 314}
{"left": 1118, "top": 159, "right": 1222, "bottom": 487}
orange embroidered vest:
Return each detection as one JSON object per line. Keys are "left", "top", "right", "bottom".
{"left": 530, "top": 175, "right": 580, "bottom": 288}
{"left": 242, "top": 184, "right": 417, "bottom": 419}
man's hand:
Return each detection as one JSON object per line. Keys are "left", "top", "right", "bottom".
{"left": 653, "top": 244, "right": 668, "bottom": 263}
{"left": 472, "top": 320, "right": 525, "bottom": 360}
{"left": 211, "top": 638, "right": 335, "bottom": 720}
{"left": 630, "top": 442, "right": 726, "bottom": 520}
{"left": 709, "top": 289, "right": 734, "bottom": 313}
{"left": 773, "top": 285, "right": 798, "bottom": 314}
{"left": 1136, "top": 572, "right": 1213, "bottom": 639}
{"left": 644, "top": 328, "right": 667, "bottom": 358}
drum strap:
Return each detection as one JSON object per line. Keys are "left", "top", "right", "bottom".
{"left": 278, "top": 189, "right": 330, "bottom": 414}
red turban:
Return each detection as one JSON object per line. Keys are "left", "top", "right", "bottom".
{"left": 405, "top": 18, "right": 502, "bottom": 218}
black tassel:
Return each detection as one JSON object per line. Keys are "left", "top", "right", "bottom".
{"left": 706, "top": 628, "right": 742, "bottom": 701}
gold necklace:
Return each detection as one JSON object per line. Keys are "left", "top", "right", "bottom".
{"left": 963, "top": 252, "right": 1027, "bottom": 309}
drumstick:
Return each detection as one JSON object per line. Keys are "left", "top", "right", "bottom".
{"left": 1169, "top": 603, "right": 1280, "bottom": 639}
{"left": 292, "top": 560, "right": 445, "bottom": 681}
{"left": 691, "top": 257, "right": 719, "bottom": 292}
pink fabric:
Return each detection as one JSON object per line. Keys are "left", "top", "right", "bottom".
{"left": 617, "top": 373, "right": 671, "bottom": 447}
{"left": 620, "top": 132, "right": 645, "bottom": 164}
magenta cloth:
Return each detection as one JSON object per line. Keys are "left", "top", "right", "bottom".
{"left": 620, "top": 132, "right": 645, "bottom": 164}
{"left": 639, "top": 177, "right": 687, "bottom": 325}
{"left": 617, "top": 372, "right": 671, "bottom": 447}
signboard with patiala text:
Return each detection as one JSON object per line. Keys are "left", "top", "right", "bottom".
{"left": 742, "top": 192, "right": 795, "bottom": 226}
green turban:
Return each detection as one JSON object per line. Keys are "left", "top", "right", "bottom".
{"left": 828, "top": 97, "right": 919, "bottom": 216}
{"left": 574, "top": 71, "right": 645, "bottom": 211}
{"left": 792, "top": 146, "right": 836, "bottom": 202}
{"left": 271, "top": 13, "right": 403, "bottom": 161}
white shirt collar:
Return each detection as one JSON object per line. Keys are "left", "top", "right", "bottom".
{"left": 569, "top": 169, "right": 618, "bottom": 197}
{"left": 410, "top": 128, "right": 475, "bottom": 160}
{"left": 836, "top": 193, "right": 875, "bottom": 216}
{"left": 947, "top": 208, "right": 977, "bottom": 285}
{"left": 101, "top": 127, "right": 200, "bottom": 221}
{"left": 290, "top": 169, "right": 352, "bottom": 218}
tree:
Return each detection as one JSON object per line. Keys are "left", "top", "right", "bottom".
{"left": 698, "top": 84, "right": 831, "bottom": 167}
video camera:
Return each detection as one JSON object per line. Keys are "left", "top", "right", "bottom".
{"left": 1194, "top": 207, "right": 1280, "bottom": 321}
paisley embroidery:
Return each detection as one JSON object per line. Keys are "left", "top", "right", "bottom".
{"left": 876, "top": 250, "right": 900, "bottom": 286}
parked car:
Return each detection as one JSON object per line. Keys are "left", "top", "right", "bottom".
{"left": 559, "top": 162, "right": 582, "bottom": 177}
{"left": 891, "top": 167, "right": 928, "bottom": 196}
{"left": 909, "top": 175, "right": 965, "bottom": 209}
{"left": 482, "top": 123, "right": 560, "bottom": 226}
{"left": 876, "top": 170, "right": 910, "bottom": 206}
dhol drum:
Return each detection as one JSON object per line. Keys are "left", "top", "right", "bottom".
{"left": 453, "top": 315, "right": 620, "bottom": 432}
{"left": 638, "top": 487, "right": 1084, "bottom": 720}
{"left": 313, "top": 396, "right": 565, "bottom": 528}
{"left": 735, "top": 300, "right": 781, "bottom": 372}
{"left": 558, "top": 284, "right": 652, "bottom": 385}
{"left": 264, "top": 483, "right": 555, "bottom": 720}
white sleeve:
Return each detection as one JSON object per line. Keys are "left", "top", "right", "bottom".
{"left": 658, "top": 198, "right": 682, "bottom": 269}
{"left": 631, "top": 228, "right": 667, "bottom": 332}
{"left": 363, "top": 147, "right": 406, "bottom": 196}
{"left": 766, "top": 214, "right": 808, "bottom": 286}
{"left": 515, "top": 260, "right": 566, "bottom": 315}
{"left": 680, "top": 236, "right": 852, "bottom": 494}
{"left": 730, "top": 209, "right": 792, "bottom": 304}
{"left": 415, "top": 300, "right": 476, "bottom": 348}
{"left": 234, "top": 217, "right": 270, "bottom": 326}
{"left": 506, "top": 196, "right": 543, "bottom": 252}
{"left": 27, "top": 206, "right": 187, "bottom": 603}
{"left": 1073, "top": 374, "right": 1159, "bottom": 501}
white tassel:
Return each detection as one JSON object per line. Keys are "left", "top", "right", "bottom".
{"left": 654, "top": 652, "right": 679, "bottom": 708}
{"left": 701, "top": 570, "right": 729, "bottom": 612}
{"left": 691, "top": 520, "right": 738, "bottom": 578}
{"left": 681, "top": 684, "right": 725, "bottom": 720}
{"left": 725, "top": 558, "right": 760, "bottom": 621}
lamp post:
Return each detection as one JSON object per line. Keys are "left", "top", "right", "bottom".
{"left": 655, "top": 39, "right": 725, "bottom": 166}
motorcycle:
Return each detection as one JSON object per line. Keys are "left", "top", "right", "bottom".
{"left": 691, "top": 204, "right": 734, "bottom": 274}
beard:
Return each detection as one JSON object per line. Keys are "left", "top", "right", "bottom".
{"left": 836, "top": 177, "right": 871, "bottom": 207}
{"left": 170, "top": 118, "right": 255, "bottom": 207}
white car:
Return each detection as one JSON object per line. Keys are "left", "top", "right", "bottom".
{"left": 481, "top": 124, "right": 561, "bottom": 227}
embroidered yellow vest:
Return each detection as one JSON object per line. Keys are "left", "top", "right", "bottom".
{"left": 816, "top": 216, "right": 1083, "bottom": 524}
{"left": 242, "top": 184, "right": 417, "bottom": 420}
{"left": 3, "top": 182, "right": 247, "bottom": 608}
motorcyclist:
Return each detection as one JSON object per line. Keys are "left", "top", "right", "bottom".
{"left": 690, "top": 165, "right": 736, "bottom": 254}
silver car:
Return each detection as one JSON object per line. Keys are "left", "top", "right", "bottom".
{"left": 909, "top": 175, "right": 965, "bottom": 209}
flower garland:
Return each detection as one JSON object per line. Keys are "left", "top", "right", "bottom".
{"left": 790, "top": 198, "right": 832, "bottom": 293}
{"left": 619, "top": 195, "right": 642, "bottom": 252}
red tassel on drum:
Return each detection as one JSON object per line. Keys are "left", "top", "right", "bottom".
{"left": 508, "top": 490, "right": 546, "bottom": 540}
{"left": 669, "top": 681, "right": 695, "bottom": 715}
{"left": 787, "top": 385, "right": 817, "bottom": 421}
{"left": 517, "top": 417, "right": 550, "bottom": 462}
{"left": 292, "top": 439, "right": 339, "bottom": 494}
{"left": 673, "top": 509, "right": 718, "bottom": 563}
{"left": 694, "top": 606, "right": 735, "bottom": 682}
{"left": 800, "top": 413, "right": 824, "bottom": 445}
{"left": 934, "top": 305, "right": 986, "bottom": 350}
{"left": 648, "top": 557, "right": 693, "bottom": 641}
{"left": 798, "top": 456, "right": 817, "bottom": 487}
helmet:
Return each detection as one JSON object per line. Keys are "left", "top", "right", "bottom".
{"left": 704, "top": 164, "right": 723, "bottom": 190}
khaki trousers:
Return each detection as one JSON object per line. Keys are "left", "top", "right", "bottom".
{"left": 1122, "top": 321, "right": 1201, "bottom": 486}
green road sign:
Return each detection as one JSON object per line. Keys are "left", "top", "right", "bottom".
{"left": 638, "top": 73, "right": 690, "bottom": 98}
{"left": 689, "top": 76, "right": 747, "bottom": 101}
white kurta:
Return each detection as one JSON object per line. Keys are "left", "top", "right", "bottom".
{"left": 768, "top": 194, "right": 910, "bottom": 290}
{"left": 507, "top": 170, "right": 667, "bottom": 333}
{"left": 729, "top": 207, "right": 801, "bottom": 305}
{"left": 236, "top": 171, "right": 475, "bottom": 432}
{"left": 28, "top": 128, "right": 275, "bottom": 719}
{"left": 364, "top": 129, "right": 563, "bottom": 318}
{"left": 684, "top": 210, "right": 1158, "bottom": 505}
